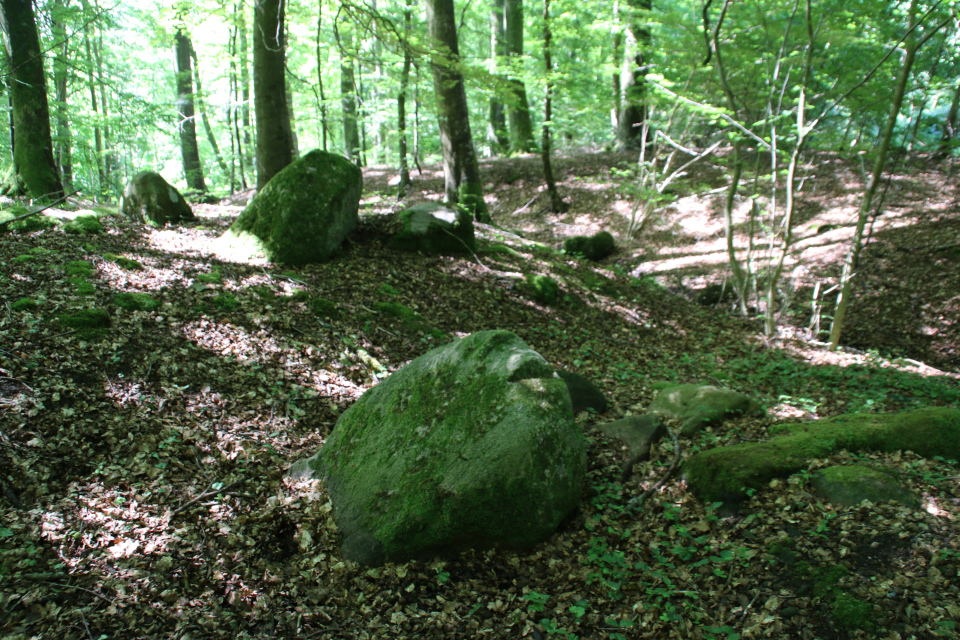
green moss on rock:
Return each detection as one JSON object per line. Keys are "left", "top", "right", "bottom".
{"left": 218, "top": 150, "right": 362, "bottom": 265}
{"left": 388, "top": 203, "right": 476, "bottom": 256}
{"left": 312, "top": 330, "right": 585, "bottom": 566}
{"left": 63, "top": 215, "right": 104, "bottom": 235}
{"left": 120, "top": 172, "right": 194, "bottom": 226}
{"left": 563, "top": 231, "right": 615, "bottom": 261}
{"left": 682, "top": 407, "right": 960, "bottom": 508}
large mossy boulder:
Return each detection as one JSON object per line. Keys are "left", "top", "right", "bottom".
{"left": 650, "top": 383, "right": 761, "bottom": 436}
{"left": 810, "top": 465, "right": 919, "bottom": 509}
{"left": 388, "top": 203, "right": 476, "bottom": 255}
{"left": 309, "top": 330, "right": 586, "bottom": 566}
{"left": 683, "top": 407, "right": 960, "bottom": 508}
{"left": 120, "top": 172, "right": 194, "bottom": 226}
{"left": 217, "top": 150, "right": 362, "bottom": 265}
{"left": 557, "top": 370, "right": 608, "bottom": 414}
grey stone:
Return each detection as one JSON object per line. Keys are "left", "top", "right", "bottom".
{"left": 388, "top": 203, "right": 476, "bottom": 255}
{"left": 120, "top": 172, "right": 194, "bottom": 226}
{"left": 311, "top": 330, "right": 586, "bottom": 566}
{"left": 650, "top": 384, "right": 760, "bottom": 436}
{"left": 811, "top": 465, "right": 919, "bottom": 508}
{"left": 217, "top": 150, "right": 362, "bottom": 265}
{"left": 557, "top": 370, "right": 608, "bottom": 414}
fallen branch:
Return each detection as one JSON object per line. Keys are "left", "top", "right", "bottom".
{"left": 171, "top": 481, "right": 239, "bottom": 515}
{"left": 627, "top": 427, "right": 682, "bottom": 510}
{"left": 0, "top": 191, "right": 81, "bottom": 231}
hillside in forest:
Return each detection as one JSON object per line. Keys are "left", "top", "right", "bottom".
{"left": 1, "top": 151, "right": 959, "bottom": 640}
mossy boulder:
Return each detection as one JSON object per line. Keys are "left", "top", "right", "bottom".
{"left": 304, "top": 330, "right": 586, "bottom": 566}
{"left": 650, "top": 384, "right": 761, "bottom": 436}
{"left": 556, "top": 370, "right": 608, "bottom": 414}
{"left": 63, "top": 215, "right": 104, "bottom": 235}
{"left": 388, "top": 203, "right": 476, "bottom": 255}
{"left": 563, "top": 231, "right": 616, "bottom": 261}
{"left": 683, "top": 407, "right": 960, "bottom": 508}
{"left": 810, "top": 465, "right": 919, "bottom": 508}
{"left": 217, "top": 150, "right": 362, "bottom": 265}
{"left": 120, "top": 172, "right": 194, "bottom": 226}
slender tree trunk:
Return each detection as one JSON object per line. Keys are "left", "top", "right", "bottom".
{"left": 80, "top": 0, "right": 105, "bottom": 198}
{"left": 397, "top": 0, "right": 413, "bottom": 196}
{"left": 829, "top": 2, "right": 921, "bottom": 351}
{"left": 315, "top": 6, "right": 329, "bottom": 151}
{"left": 0, "top": 0, "right": 64, "bottom": 199}
{"left": 541, "top": 0, "right": 565, "bottom": 212}
{"left": 238, "top": 5, "right": 253, "bottom": 179}
{"left": 229, "top": 23, "right": 247, "bottom": 190}
{"left": 286, "top": 74, "right": 300, "bottom": 159}
{"left": 52, "top": 0, "right": 73, "bottom": 192}
{"left": 617, "top": 0, "right": 651, "bottom": 150}
{"left": 190, "top": 47, "right": 229, "bottom": 178}
{"left": 94, "top": 4, "right": 115, "bottom": 198}
{"left": 175, "top": 30, "right": 207, "bottom": 193}
{"left": 937, "top": 81, "right": 960, "bottom": 158}
{"left": 341, "top": 50, "right": 360, "bottom": 162}
{"left": 611, "top": 1, "right": 622, "bottom": 131}
{"left": 425, "top": 0, "right": 489, "bottom": 220}
{"left": 252, "top": 0, "right": 295, "bottom": 190}
{"left": 504, "top": 0, "right": 535, "bottom": 153}
{"left": 488, "top": 0, "right": 509, "bottom": 154}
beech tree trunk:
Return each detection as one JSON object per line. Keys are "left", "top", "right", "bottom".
{"left": 425, "top": 0, "right": 489, "bottom": 220}
{"left": 175, "top": 30, "right": 207, "bottom": 193}
{"left": 81, "top": 0, "right": 105, "bottom": 198}
{"left": 238, "top": 5, "right": 253, "bottom": 180}
{"left": 504, "top": 0, "right": 535, "bottom": 153}
{"left": 0, "top": 0, "right": 64, "bottom": 199}
{"left": 540, "top": 0, "right": 565, "bottom": 212}
{"left": 397, "top": 0, "right": 413, "bottom": 196}
{"left": 52, "top": 0, "right": 73, "bottom": 192}
{"left": 487, "top": 0, "right": 509, "bottom": 155}
{"left": 341, "top": 57, "right": 360, "bottom": 162}
{"left": 190, "top": 47, "right": 229, "bottom": 177}
{"left": 937, "top": 82, "right": 960, "bottom": 158}
{"left": 617, "top": 0, "right": 651, "bottom": 150}
{"left": 252, "top": 0, "right": 295, "bottom": 190}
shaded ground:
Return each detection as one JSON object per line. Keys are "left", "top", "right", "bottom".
{"left": 1, "top": 150, "right": 959, "bottom": 639}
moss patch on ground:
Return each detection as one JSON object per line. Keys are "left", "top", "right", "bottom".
{"left": 65, "top": 261, "right": 94, "bottom": 278}
{"left": 523, "top": 274, "right": 561, "bottom": 305}
{"left": 113, "top": 293, "right": 160, "bottom": 312}
{"left": 372, "top": 301, "right": 445, "bottom": 339}
{"left": 63, "top": 215, "right": 104, "bottom": 235}
{"left": 11, "top": 298, "right": 38, "bottom": 312}
{"left": 56, "top": 308, "right": 111, "bottom": 339}
{"left": 103, "top": 253, "right": 144, "bottom": 270}
{"left": 682, "top": 407, "right": 960, "bottom": 506}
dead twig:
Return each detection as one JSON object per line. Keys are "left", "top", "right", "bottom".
{"left": 627, "top": 427, "right": 682, "bottom": 510}
{"left": 42, "top": 581, "right": 119, "bottom": 606}
{"left": 171, "top": 481, "right": 239, "bottom": 516}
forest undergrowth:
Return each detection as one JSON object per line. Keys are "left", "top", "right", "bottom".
{"left": 1, "top": 151, "right": 959, "bottom": 640}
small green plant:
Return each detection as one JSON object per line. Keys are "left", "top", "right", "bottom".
{"left": 379, "top": 283, "right": 401, "bottom": 296}
{"left": 112, "top": 293, "right": 160, "bottom": 312}
{"left": 11, "top": 298, "right": 37, "bottom": 311}
{"left": 197, "top": 268, "right": 223, "bottom": 284}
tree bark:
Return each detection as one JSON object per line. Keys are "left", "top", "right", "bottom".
{"left": 190, "top": 47, "right": 229, "bottom": 178}
{"left": 828, "top": 2, "right": 921, "bottom": 351}
{"left": 397, "top": 0, "right": 413, "bottom": 196}
{"left": 51, "top": 0, "right": 73, "bottom": 192}
{"left": 315, "top": 6, "right": 329, "bottom": 151}
{"left": 175, "top": 30, "right": 207, "bottom": 193}
{"left": 540, "top": 0, "right": 565, "bottom": 212}
{"left": 341, "top": 52, "right": 361, "bottom": 162}
{"left": 937, "top": 81, "right": 960, "bottom": 158}
{"left": 617, "top": 0, "right": 651, "bottom": 150}
{"left": 425, "top": 0, "right": 489, "bottom": 220}
{"left": 80, "top": 0, "right": 105, "bottom": 199}
{"left": 0, "top": 0, "right": 64, "bottom": 199}
{"left": 252, "top": 0, "right": 295, "bottom": 190}
{"left": 238, "top": 5, "right": 253, "bottom": 180}
{"left": 504, "top": 0, "right": 535, "bottom": 153}
{"left": 487, "top": 0, "right": 509, "bottom": 154}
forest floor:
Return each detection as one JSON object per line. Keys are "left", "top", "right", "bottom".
{"left": 1, "top": 150, "right": 960, "bottom": 640}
